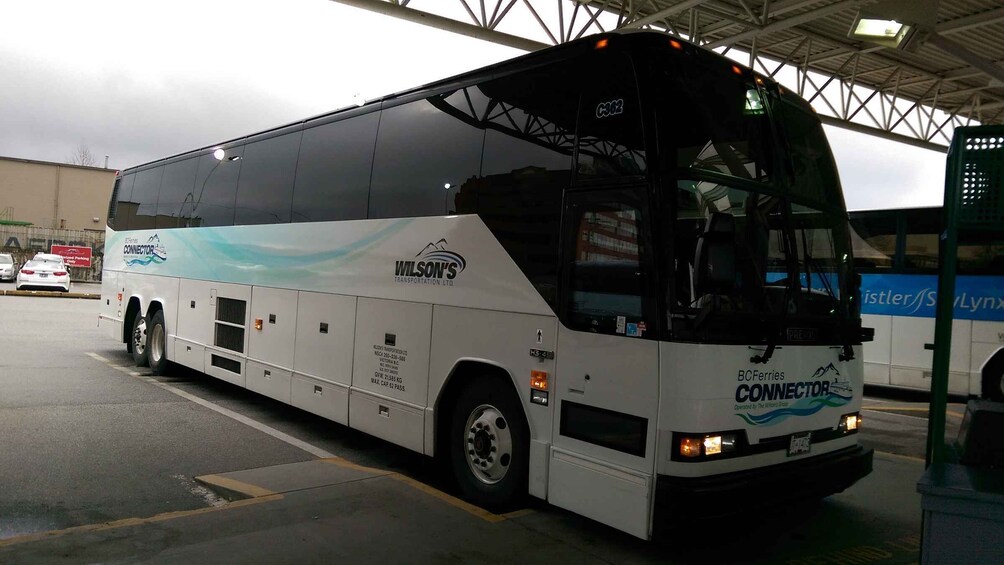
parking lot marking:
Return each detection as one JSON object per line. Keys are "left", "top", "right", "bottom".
{"left": 862, "top": 405, "right": 964, "bottom": 419}
{"left": 319, "top": 458, "right": 510, "bottom": 523}
{"left": 86, "top": 353, "right": 514, "bottom": 525}
{"left": 0, "top": 495, "right": 282, "bottom": 548}
{"left": 388, "top": 474, "right": 507, "bottom": 523}
{"left": 196, "top": 474, "right": 278, "bottom": 499}
{"left": 875, "top": 451, "right": 926, "bottom": 464}
{"left": 86, "top": 352, "right": 336, "bottom": 459}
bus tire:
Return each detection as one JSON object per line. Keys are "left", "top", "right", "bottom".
{"left": 982, "top": 354, "right": 1004, "bottom": 402}
{"left": 147, "top": 310, "right": 168, "bottom": 376}
{"left": 131, "top": 314, "right": 149, "bottom": 367}
{"left": 449, "top": 376, "right": 529, "bottom": 511}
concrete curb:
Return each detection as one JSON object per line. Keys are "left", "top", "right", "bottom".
{"left": 1, "top": 290, "right": 99, "bottom": 300}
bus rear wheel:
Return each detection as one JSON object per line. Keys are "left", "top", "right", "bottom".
{"left": 147, "top": 310, "right": 168, "bottom": 376}
{"left": 449, "top": 377, "right": 529, "bottom": 511}
{"left": 131, "top": 314, "right": 149, "bottom": 367}
{"left": 982, "top": 354, "right": 1004, "bottom": 403}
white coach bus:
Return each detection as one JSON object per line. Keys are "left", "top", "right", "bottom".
{"left": 100, "top": 32, "right": 872, "bottom": 539}
{"left": 850, "top": 206, "right": 1004, "bottom": 399}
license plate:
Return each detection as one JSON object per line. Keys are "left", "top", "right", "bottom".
{"left": 39, "top": 273, "right": 48, "bottom": 278}
{"left": 788, "top": 432, "right": 812, "bottom": 457}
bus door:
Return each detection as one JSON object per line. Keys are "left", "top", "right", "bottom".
{"left": 549, "top": 186, "right": 660, "bottom": 539}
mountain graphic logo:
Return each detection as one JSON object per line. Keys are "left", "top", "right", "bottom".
{"left": 394, "top": 238, "right": 467, "bottom": 282}
{"left": 811, "top": 363, "right": 840, "bottom": 379}
{"left": 413, "top": 239, "right": 466, "bottom": 272}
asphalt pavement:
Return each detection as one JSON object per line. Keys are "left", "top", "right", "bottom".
{"left": 0, "top": 291, "right": 974, "bottom": 563}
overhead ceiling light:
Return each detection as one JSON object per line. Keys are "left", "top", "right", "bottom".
{"left": 853, "top": 18, "right": 904, "bottom": 39}
{"left": 848, "top": 12, "right": 913, "bottom": 48}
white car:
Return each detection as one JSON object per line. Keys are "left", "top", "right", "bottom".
{"left": 16, "top": 260, "right": 70, "bottom": 292}
{"left": 0, "top": 253, "right": 14, "bottom": 281}
{"left": 33, "top": 252, "right": 67, "bottom": 268}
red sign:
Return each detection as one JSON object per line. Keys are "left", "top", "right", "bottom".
{"left": 50, "top": 245, "right": 93, "bottom": 268}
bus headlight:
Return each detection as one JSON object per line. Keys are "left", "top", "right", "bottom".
{"left": 678, "top": 433, "right": 738, "bottom": 458}
{"left": 839, "top": 412, "right": 861, "bottom": 433}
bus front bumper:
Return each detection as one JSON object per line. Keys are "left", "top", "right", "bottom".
{"left": 656, "top": 445, "right": 873, "bottom": 516}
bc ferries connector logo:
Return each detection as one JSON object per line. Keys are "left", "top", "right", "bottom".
{"left": 394, "top": 239, "right": 466, "bottom": 286}
{"left": 734, "top": 363, "right": 852, "bottom": 426}
{"left": 123, "top": 234, "right": 167, "bottom": 267}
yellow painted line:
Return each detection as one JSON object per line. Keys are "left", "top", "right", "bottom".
{"left": 87, "top": 354, "right": 508, "bottom": 525}
{"left": 322, "top": 456, "right": 507, "bottom": 523}
{"left": 862, "top": 406, "right": 964, "bottom": 419}
{"left": 875, "top": 451, "right": 926, "bottom": 464}
{"left": 388, "top": 474, "right": 506, "bottom": 523}
{"left": 196, "top": 474, "right": 278, "bottom": 499}
{"left": 0, "top": 495, "right": 282, "bottom": 548}
{"left": 501, "top": 508, "right": 535, "bottom": 519}
{"left": 320, "top": 456, "right": 394, "bottom": 476}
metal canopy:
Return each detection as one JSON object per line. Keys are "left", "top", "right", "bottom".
{"left": 333, "top": 0, "right": 1004, "bottom": 151}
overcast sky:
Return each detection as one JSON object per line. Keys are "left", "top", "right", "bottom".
{"left": 0, "top": 0, "right": 946, "bottom": 210}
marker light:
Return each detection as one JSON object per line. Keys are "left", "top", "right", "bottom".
{"left": 254, "top": 318, "right": 263, "bottom": 331}
{"left": 839, "top": 412, "right": 861, "bottom": 433}
{"left": 731, "top": 65, "right": 743, "bottom": 75}
{"left": 530, "top": 370, "right": 548, "bottom": 391}
{"left": 213, "top": 148, "right": 225, "bottom": 161}
{"left": 669, "top": 39, "right": 683, "bottom": 50}
{"left": 595, "top": 38, "right": 609, "bottom": 50}
{"left": 679, "top": 437, "right": 702, "bottom": 458}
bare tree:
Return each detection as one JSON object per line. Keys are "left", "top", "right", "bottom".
{"left": 68, "top": 143, "right": 97, "bottom": 167}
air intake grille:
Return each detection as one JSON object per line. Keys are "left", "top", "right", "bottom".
{"left": 214, "top": 297, "right": 246, "bottom": 353}
{"left": 211, "top": 354, "right": 241, "bottom": 374}
{"left": 215, "top": 324, "right": 245, "bottom": 353}
{"left": 216, "top": 298, "right": 246, "bottom": 325}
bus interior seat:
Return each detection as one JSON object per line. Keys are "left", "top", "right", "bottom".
{"left": 693, "top": 212, "right": 736, "bottom": 324}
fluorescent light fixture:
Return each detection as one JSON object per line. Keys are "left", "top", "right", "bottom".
{"left": 853, "top": 18, "right": 903, "bottom": 39}
{"left": 848, "top": 12, "right": 913, "bottom": 49}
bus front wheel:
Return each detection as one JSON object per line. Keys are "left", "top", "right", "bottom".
{"left": 449, "top": 377, "right": 529, "bottom": 511}
{"left": 147, "top": 310, "right": 168, "bottom": 376}
{"left": 131, "top": 314, "right": 149, "bottom": 367}
{"left": 982, "top": 354, "right": 1004, "bottom": 403}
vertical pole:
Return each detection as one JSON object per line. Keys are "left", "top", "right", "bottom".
{"left": 925, "top": 130, "right": 963, "bottom": 468}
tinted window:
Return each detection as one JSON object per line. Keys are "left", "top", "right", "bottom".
{"left": 369, "top": 95, "right": 485, "bottom": 219}
{"left": 903, "top": 209, "right": 939, "bottom": 273}
{"left": 577, "top": 52, "right": 647, "bottom": 180}
{"left": 130, "top": 167, "right": 164, "bottom": 230}
{"left": 292, "top": 112, "right": 378, "bottom": 222}
{"left": 156, "top": 158, "right": 199, "bottom": 229}
{"left": 776, "top": 94, "right": 843, "bottom": 210}
{"left": 111, "top": 173, "right": 136, "bottom": 229}
{"left": 466, "top": 70, "right": 576, "bottom": 310}
{"left": 235, "top": 131, "right": 301, "bottom": 225}
{"left": 849, "top": 211, "right": 897, "bottom": 272}
{"left": 646, "top": 49, "right": 774, "bottom": 184}
{"left": 562, "top": 190, "right": 653, "bottom": 336}
{"left": 191, "top": 145, "right": 244, "bottom": 227}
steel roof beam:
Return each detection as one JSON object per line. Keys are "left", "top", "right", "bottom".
{"left": 938, "top": 6, "right": 1004, "bottom": 34}
{"left": 704, "top": 0, "right": 876, "bottom": 49}
{"left": 329, "top": 0, "right": 547, "bottom": 50}
{"left": 620, "top": 0, "right": 711, "bottom": 29}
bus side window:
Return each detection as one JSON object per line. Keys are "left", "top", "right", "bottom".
{"left": 156, "top": 157, "right": 199, "bottom": 229}
{"left": 235, "top": 128, "right": 302, "bottom": 225}
{"left": 564, "top": 200, "right": 648, "bottom": 335}
{"left": 192, "top": 142, "right": 244, "bottom": 227}
{"left": 369, "top": 94, "right": 485, "bottom": 219}
{"left": 292, "top": 111, "right": 377, "bottom": 222}
{"left": 129, "top": 166, "right": 165, "bottom": 231}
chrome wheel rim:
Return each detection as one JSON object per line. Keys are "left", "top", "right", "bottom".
{"left": 464, "top": 403, "right": 513, "bottom": 485}
{"left": 150, "top": 322, "right": 164, "bottom": 366}
{"left": 132, "top": 318, "right": 147, "bottom": 357}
